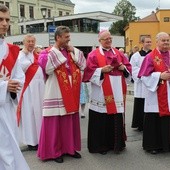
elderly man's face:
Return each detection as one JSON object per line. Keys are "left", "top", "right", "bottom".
{"left": 157, "top": 34, "right": 170, "bottom": 52}
{"left": 99, "top": 31, "right": 112, "bottom": 49}
{"left": 24, "top": 36, "right": 36, "bottom": 52}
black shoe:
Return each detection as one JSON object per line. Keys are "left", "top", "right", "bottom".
{"left": 99, "top": 151, "right": 107, "bottom": 155}
{"left": 150, "top": 150, "right": 158, "bottom": 154}
{"left": 28, "top": 145, "right": 38, "bottom": 151}
{"left": 70, "top": 151, "right": 81, "bottom": 158}
{"left": 54, "top": 156, "right": 63, "bottom": 163}
{"left": 137, "top": 127, "right": 143, "bottom": 132}
{"left": 114, "top": 147, "right": 125, "bottom": 154}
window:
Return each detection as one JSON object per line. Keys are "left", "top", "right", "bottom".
{"left": 164, "top": 17, "right": 170, "bottom": 22}
{"left": 20, "top": 5, "right": 25, "bottom": 17}
{"left": 59, "top": 11, "right": 62, "bottom": 16}
{"left": 48, "top": 9, "right": 51, "bottom": 18}
{"left": 29, "top": 6, "right": 34, "bottom": 19}
{"left": 66, "top": 12, "right": 69, "bottom": 15}
{"left": 5, "top": 2, "right": 9, "bottom": 8}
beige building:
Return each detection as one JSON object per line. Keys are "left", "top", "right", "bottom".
{"left": 125, "top": 9, "right": 170, "bottom": 54}
{"left": 1, "top": 1, "right": 124, "bottom": 53}
{"left": 0, "top": 0, "right": 74, "bottom": 35}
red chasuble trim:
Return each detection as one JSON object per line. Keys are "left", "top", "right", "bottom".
{"left": 96, "top": 48, "right": 117, "bottom": 114}
{"left": 151, "top": 48, "right": 170, "bottom": 116}
{"left": 55, "top": 52, "right": 81, "bottom": 114}
{"left": 17, "top": 52, "right": 39, "bottom": 126}
{"left": 0, "top": 44, "right": 19, "bottom": 77}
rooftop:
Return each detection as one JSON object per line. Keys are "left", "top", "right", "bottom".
{"left": 18, "top": 11, "right": 123, "bottom": 26}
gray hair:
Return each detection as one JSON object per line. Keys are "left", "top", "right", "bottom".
{"left": 156, "top": 32, "right": 169, "bottom": 41}
{"left": 23, "top": 34, "right": 36, "bottom": 43}
{"left": 0, "top": 4, "right": 9, "bottom": 13}
{"left": 54, "top": 26, "right": 70, "bottom": 41}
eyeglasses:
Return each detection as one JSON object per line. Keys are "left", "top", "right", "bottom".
{"left": 100, "top": 37, "right": 113, "bottom": 41}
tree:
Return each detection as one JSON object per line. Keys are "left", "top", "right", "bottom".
{"left": 109, "top": 0, "right": 138, "bottom": 36}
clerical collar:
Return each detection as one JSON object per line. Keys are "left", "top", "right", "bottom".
{"left": 139, "top": 49, "right": 152, "bottom": 56}
{"left": 60, "top": 47, "right": 65, "bottom": 51}
{"left": 102, "top": 47, "right": 111, "bottom": 51}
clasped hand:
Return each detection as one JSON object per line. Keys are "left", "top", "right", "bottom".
{"left": 160, "top": 71, "right": 170, "bottom": 80}
{"left": 101, "top": 65, "right": 114, "bottom": 73}
{"left": 7, "top": 79, "right": 21, "bottom": 93}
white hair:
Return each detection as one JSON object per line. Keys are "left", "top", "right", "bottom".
{"left": 156, "top": 32, "right": 169, "bottom": 41}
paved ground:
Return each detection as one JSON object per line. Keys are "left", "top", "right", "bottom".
{"left": 22, "top": 83, "right": 170, "bottom": 170}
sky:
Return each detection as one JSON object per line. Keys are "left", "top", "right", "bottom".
{"left": 71, "top": 0, "right": 170, "bottom": 29}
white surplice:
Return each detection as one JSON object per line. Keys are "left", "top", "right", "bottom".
{"left": 89, "top": 68, "right": 124, "bottom": 113}
{"left": 0, "top": 39, "right": 30, "bottom": 170}
{"left": 18, "top": 50, "right": 45, "bottom": 146}
{"left": 141, "top": 72, "right": 162, "bottom": 113}
{"left": 130, "top": 51, "right": 147, "bottom": 98}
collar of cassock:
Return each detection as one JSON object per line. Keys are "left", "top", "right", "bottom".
{"left": 102, "top": 47, "right": 111, "bottom": 51}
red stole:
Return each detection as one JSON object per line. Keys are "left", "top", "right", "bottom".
{"left": 0, "top": 44, "right": 19, "bottom": 77}
{"left": 17, "top": 52, "right": 39, "bottom": 126}
{"left": 151, "top": 48, "right": 170, "bottom": 116}
{"left": 96, "top": 48, "right": 127, "bottom": 114}
{"left": 55, "top": 52, "right": 81, "bottom": 114}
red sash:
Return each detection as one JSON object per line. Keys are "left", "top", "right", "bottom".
{"left": 96, "top": 48, "right": 127, "bottom": 114}
{"left": 55, "top": 52, "right": 81, "bottom": 114}
{"left": 151, "top": 48, "right": 170, "bottom": 116}
{"left": 17, "top": 53, "right": 39, "bottom": 126}
{"left": 0, "top": 44, "right": 19, "bottom": 77}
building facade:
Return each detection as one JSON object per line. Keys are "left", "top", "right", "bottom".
{"left": 5, "top": 11, "right": 124, "bottom": 55}
{"left": 125, "top": 9, "right": 170, "bottom": 54}
{"left": 1, "top": 1, "right": 124, "bottom": 54}
{"left": 0, "top": 0, "right": 74, "bottom": 35}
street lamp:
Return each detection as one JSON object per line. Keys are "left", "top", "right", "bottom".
{"left": 41, "top": 8, "right": 47, "bottom": 32}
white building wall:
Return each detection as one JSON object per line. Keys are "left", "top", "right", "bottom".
{"left": 5, "top": 33, "right": 124, "bottom": 49}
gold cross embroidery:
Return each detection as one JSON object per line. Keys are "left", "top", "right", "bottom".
{"left": 153, "top": 56, "right": 162, "bottom": 65}
{"left": 105, "top": 95, "right": 114, "bottom": 104}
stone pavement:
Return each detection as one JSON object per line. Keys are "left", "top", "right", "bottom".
{"left": 22, "top": 82, "right": 170, "bottom": 170}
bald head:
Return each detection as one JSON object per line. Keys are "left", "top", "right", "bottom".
{"left": 98, "top": 30, "right": 112, "bottom": 49}
{"left": 98, "top": 30, "right": 111, "bottom": 40}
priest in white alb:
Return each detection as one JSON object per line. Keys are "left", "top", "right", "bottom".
{"left": 0, "top": 4, "right": 30, "bottom": 170}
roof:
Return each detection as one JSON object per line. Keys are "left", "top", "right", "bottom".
{"left": 18, "top": 11, "right": 123, "bottom": 26}
{"left": 138, "top": 12, "right": 158, "bottom": 22}
{"left": 53, "top": 11, "right": 123, "bottom": 22}
{"left": 55, "top": 0, "right": 74, "bottom": 4}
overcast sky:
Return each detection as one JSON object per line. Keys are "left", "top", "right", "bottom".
{"left": 71, "top": 0, "right": 170, "bottom": 18}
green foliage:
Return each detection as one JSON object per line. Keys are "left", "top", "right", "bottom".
{"left": 109, "top": 0, "right": 138, "bottom": 36}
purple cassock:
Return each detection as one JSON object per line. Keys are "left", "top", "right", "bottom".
{"left": 138, "top": 49, "right": 170, "bottom": 77}
{"left": 83, "top": 48, "right": 131, "bottom": 82}
{"left": 37, "top": 48, "right": 81, "bottom": 160}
